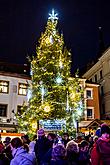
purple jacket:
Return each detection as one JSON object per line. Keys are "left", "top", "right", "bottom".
{"left": 10, "top": 147, "right": 36, "bottom": 165}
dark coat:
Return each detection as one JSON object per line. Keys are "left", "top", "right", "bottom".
{"left": 34, "top": 136, "right": 50, "bottom": 164}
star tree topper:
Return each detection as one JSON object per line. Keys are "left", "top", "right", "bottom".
{"left": 48, "top": 9, "right": 58, "bottom": 22}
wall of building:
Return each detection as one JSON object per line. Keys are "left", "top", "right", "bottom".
{"left": 83, "top": 47, "right": 110, "bottom": 119}
{"left": 0, "top": 72, "right": 31, "bottom": 124}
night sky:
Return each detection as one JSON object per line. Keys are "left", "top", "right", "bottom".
{"left": 1, "top": 0, "right": 110, "bottom": 73}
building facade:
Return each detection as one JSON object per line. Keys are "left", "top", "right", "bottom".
{"left": 0, "top": 63, "right": 31, "bottom": 132}
{"left": 83, "top": 47, "right": 110, "bottom": 119}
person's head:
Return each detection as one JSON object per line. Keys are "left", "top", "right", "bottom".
{"left": 79, "top": 140, "right": 89, "bottom": 152}
{"left": 47, "top": 133, "right": 56, "bottom": 141}
{"left": 101, "top": 124, "right": 110, "bottom": 139}
{"left": 63, "top": 133, "right": 69, "bottom": 140}
{"left": 21, "top": 135, "right": 30, "bottom": 144}
{"left": 4, "top": 137, "right": 11, "bottom": 146}
{"left": 52, "top": 144, "right": 66, "bottom": 160}
{"left": 66, "top": 140, "right": 79, "bottom": 153}
{"left": 11, "top": 137, "right": 23, "bottom": 149}
{"left": 37, "top": 128, "right": 45, "bottom": 138}
{"left": 10, "top": 137, "right": 23, "bottom": 157}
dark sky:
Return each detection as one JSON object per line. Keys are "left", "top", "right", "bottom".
{"left": 1, "top": 0, "right": 110, "bottom": 73}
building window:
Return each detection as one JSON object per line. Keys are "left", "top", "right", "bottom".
{"left": 86, "top": 89, "right": 93, "bottom": 99}
{"left": 95, "top": 74, "right": 97, "bottom": 82}
{"left": 101, "top": 86, "right": 104, "bottom": 96}
{"left": 17, "top": 105, "right": 22, "bottom": 115}
{"left": 18, "top": 83, "right": 28, "bottom": 96}
{"left": 87, "top": 108, "right": 93, "bottom": 119}
{"left": 100, "top": 70, "right": 102, "bottom": 79}
{"left": 0, "top": 104, "right": 7, "bottom": 117}
{"left": 0, "top": 81, "right": 9, "bottom": 93}
{"left": 102, "top": 104, "right": 105, "bottom": 114}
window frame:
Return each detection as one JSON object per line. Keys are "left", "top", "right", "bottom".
{"left": 0, "top": 80, "right": 9, "bottom": 94}
{"left": 86, "top": 88, "right": 93, "bottom": 99}
{"left": 18, "top": 83, "right": 28, "bottom": 96}
{"left": 87, "top": 107, "right": 94, "bottom": 119}
{"left": 0, "top": 104, "right": 7, "bottom": 117}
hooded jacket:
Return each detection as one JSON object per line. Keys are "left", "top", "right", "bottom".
{"left": 10, "top": 147, "right": 36, "bottom": 165}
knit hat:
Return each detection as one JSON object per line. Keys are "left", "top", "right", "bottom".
{"left": 37, "top": 128, "right": 45, "bottom": 136}
{"left": 101, "top": 124, "right": 110, "bottom": 135}
{"left": 52, "top": 144, "right": 66, "bottom": 159}
{"left": 66, "top": 140, "right": 79, "bottom": 153}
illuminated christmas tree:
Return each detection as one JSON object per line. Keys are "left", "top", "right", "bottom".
{"left": 16, "top": 10, "right": 84, "bottom": 133}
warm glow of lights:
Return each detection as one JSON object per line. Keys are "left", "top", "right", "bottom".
{"left": 44, "top": 105, "right": 50, "bottom": 112}
{"left": 70, "top": 92, "right": 75, "bottom": 99}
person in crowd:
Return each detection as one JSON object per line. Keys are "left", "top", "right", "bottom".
{"left": 62, "top": 133, "right": 70, "bottom": 147}
{"left": 66, "top": 140, "right": 79, "bottom": 165}
{"left": 75, "top": 136, "right": 83, "bottom": 144}
{"left": 29, "top": 135, "right": 37, "bottom": 155}
{"left": 89, "top": 136, "right": 98, "bottom": 155}
{"left": 34, "top": 128, "right": 50, "bottom": 165}
{"left": 47, "top": 133, "right": 56, "bottom": 148}
{"left": 21, "top": 134, "right": 31, "bottom": 145}
{"left": 91, "top": 123, "right": 110, "bottom": 165}
{"left": 0, "top": 143, "right": 10, "bottom": 165}
{"left": 78, "top": 140, "right": 91, "bottom": 165}
{"left": 3, "top": 137, "right": 11, "bottom": 147}
{"left": 10, "top": 137, "right": 36, "bottom": 165}
{"left": 3, "top": 137, "right": 13, "bottom": 161}
{"left": 50, "top": 143, "right": 67, "bottom": 165}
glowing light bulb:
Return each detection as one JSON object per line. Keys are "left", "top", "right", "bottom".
{"left": 56, "top": 76, "right": 62, "bottom": 84}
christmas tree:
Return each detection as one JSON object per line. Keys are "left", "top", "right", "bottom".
{"left": 16, "top": 10, "right": 84, "bottom": 133}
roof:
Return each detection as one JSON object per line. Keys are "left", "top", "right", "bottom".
{"left": 79, "top": 119, "right": 110, "bottom": 129}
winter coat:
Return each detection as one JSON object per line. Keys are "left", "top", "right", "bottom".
{"left": 34, "top": 136, "right": 50, "bottom": 163}
{"left": 91, "top": 137, "right": 110, "bottom": 165}
{"left": 10, "top": 147, "right": 36, "bottom": 165}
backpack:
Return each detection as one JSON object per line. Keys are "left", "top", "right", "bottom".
{"left": 90, "top": 142, "right": 103, "bottom": 165}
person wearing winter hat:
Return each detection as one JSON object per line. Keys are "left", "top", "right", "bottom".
{"left": 66, "top": 140, "right": 79, "bottom": 165}
{"left": 91, "top": 123, "right": 110, "bottom": 165}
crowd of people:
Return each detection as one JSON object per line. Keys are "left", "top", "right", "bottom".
{"left": 0, "top": 123, "right": 110, "bottom": 165}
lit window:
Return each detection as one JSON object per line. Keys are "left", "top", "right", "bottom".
{"left": 0, "top": 81, "right": 9, "bottom": 93}
{"left": 18, "top": 83, "right": 28, "bottom": 96}
{"left": 86, "top": 89, "right": 93, "bottom": 99}
{"left": 0, "top": 104, "right": 7, "bottom": 117}
{"left": 87, "top": 108, "right": 93, "bottom": 119}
